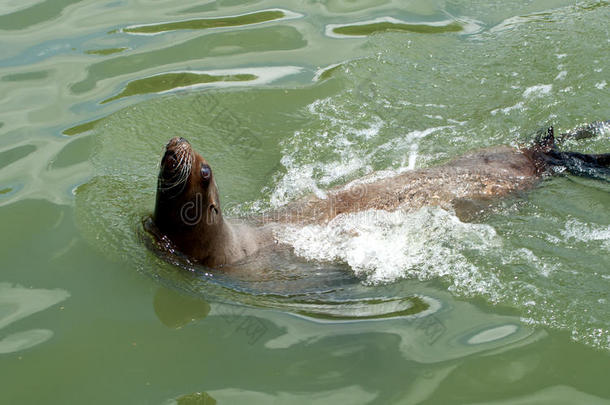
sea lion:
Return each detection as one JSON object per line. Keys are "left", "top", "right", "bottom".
{"left": 146, "top": 123, "right": 609, "bottom": 268}
{"left": 148, "top": 137, "right": 270, "bottom": 267}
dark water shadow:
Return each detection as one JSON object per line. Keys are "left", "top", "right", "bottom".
{"left": 153, "top": 286, "right": 211, "bottom": 328}
{"left": 0, "top": 145, "right": 36, "bottom": 170}
{"left": 332, "top": 20, "right": 463, "bottom": 36}
{"left": 102, "top": 72, "right": 257, "bottom": 104}
{"left": 124, "top": 9, "right": 285, "bottom": 34}
{"left": 2, "top": 70, "right": 50, "bottom": 82}
{"left": 85, "top": 47, "right": 128, "bottom": 56}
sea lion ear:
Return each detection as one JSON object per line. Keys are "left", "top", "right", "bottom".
{"left": 208, "top": 203, "right": 219, "bottom": 224}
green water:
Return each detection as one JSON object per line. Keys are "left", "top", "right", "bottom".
{"left": 1, "top": 0, "right": 609, "bottom": 404}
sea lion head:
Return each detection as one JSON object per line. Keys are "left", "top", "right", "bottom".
{"left": 153, "top": 137, "right": 222, "bottom": 232}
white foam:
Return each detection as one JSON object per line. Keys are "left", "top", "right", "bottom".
{"left": 407, "top": 143, "right": 418, "bottom": 170}
{"left": 269, "top": 98, "right": 386, "bottom": 207}
{"left": 561, "top": 219, "right": 610, "bottom": 249}
{"left": 275, "top": 207, "right": 502, "bottom": 293}
{"left": 554, "top": 71, "right": 567, "bottom": 81}
{"left": 491, "top": 102, "right": 525, "bottom": 116}
{"left": 490, "top": 84, "right": 553, "bottom": 116}
{"left": 269, "top": 153, "right": 372, "bottom": 207}
{"left": 269, "top": 119, "right": 452, "bottom": 207}
{"left": 523, "top": 84, "right": 553, "bottom": 99}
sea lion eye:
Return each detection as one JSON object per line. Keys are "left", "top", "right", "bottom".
{"left": 201, "top": 165, "right": 211, "bottom": 181}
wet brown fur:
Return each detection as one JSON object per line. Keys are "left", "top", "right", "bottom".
{"left": 268, "top": 146, "right": 539, "bottom": 225}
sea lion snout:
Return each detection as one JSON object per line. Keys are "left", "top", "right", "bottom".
{"left": 163, "top": 137, "right": 191, "bottom": 160}
{"left": 158, "top": 137, "right": 195, "bottom": 195}
{"left": 166, "top": 136, "right": 189, "bottom": 147}
{"left": 163, "top": 137, "right": 192, "bottom": 162}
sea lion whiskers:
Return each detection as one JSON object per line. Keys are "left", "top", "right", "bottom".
{"left": 170, "top": 153, "right": 192, "bottom": 188}
{"left": 158, "top": 161, "right": 186, "bottom": 190}
{"left": 159, "top": 144, "right": 193, "bottom": 193}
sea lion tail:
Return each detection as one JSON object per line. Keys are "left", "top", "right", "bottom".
{"left": 530, "top": 122, "right": 610, "bottom": 180}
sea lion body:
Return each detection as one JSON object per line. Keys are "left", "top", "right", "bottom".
{"left": 149, "top": 123, "right": 609, "bottom": 268}
{"left": 267, "top": 146, "right": 538, "bottom": 225}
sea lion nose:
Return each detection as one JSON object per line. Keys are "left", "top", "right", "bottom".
{"left": 167, "top": 137, "right": 189, "bottom": 148}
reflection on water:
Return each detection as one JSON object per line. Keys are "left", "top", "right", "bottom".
{"left": 324, "top": 0, "right": 390, "bottom": 13}
{"left": 313, "top": 62, "right": 346, "bottom": 82}
{"left": 466, "top": 324, "right": 519, "bottom": 345}
{"left": 0, "top": 283, "right": 69, "bottom": 354}
{"left": 467, "top": 386, "right": 610, "bottom": 404}
{"left": 62, "top": 117, "right": 103, "bottom": 135}
{"left": 123, "top": 9, "right": 296, "bottom": 35}
{"left": 266, "top": 295, "right": 541, "bottom": 365}
{"left": 168, "top": 391, "right": 217, "bottom": 405}
{"left": 287, "top": 295, "right": 432, "bottom": 321}
{"left": 1, "top": 70, "right": 50, "bottom": 82}
{"left": 84, "top": 47, "right": 128, "bottom": 56}
{"left": 0, "top": 329, "right": 54, "bottom": 355}
{"left": 70, "top": 26, "right": 307, "bottom": 95}
{"left": 170, "top": 387, "right": 374, "bottom": 404}
{"left": 102, "top": 72, "right": 257, "bottom": 104}
{"left": 326, "top": 17, "right": 465, "bottom": 38}
{"left": 153, "top": 286, "right": 210, "bottom": 329}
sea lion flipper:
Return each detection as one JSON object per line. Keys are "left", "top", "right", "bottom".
{"left": 535, "top": 150, "right": 610, "bottom": 181}
{"left": 534, "top": 120, "right": 609, "bottom": 148}
{"left": 553, "top": 151, "right": 610, "bottom": 180}
{"left": 556, "top": 120, "right": 610, "bottom": 144}
{"left": 530, "top": 120, "right": 609, "bottom": 179}
{"left": 534, "top": 126, "right": 556, "bottom": 152}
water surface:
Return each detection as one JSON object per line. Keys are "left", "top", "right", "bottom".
{"left": 1, "top": 0, "right": 609, "bottom": 403}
